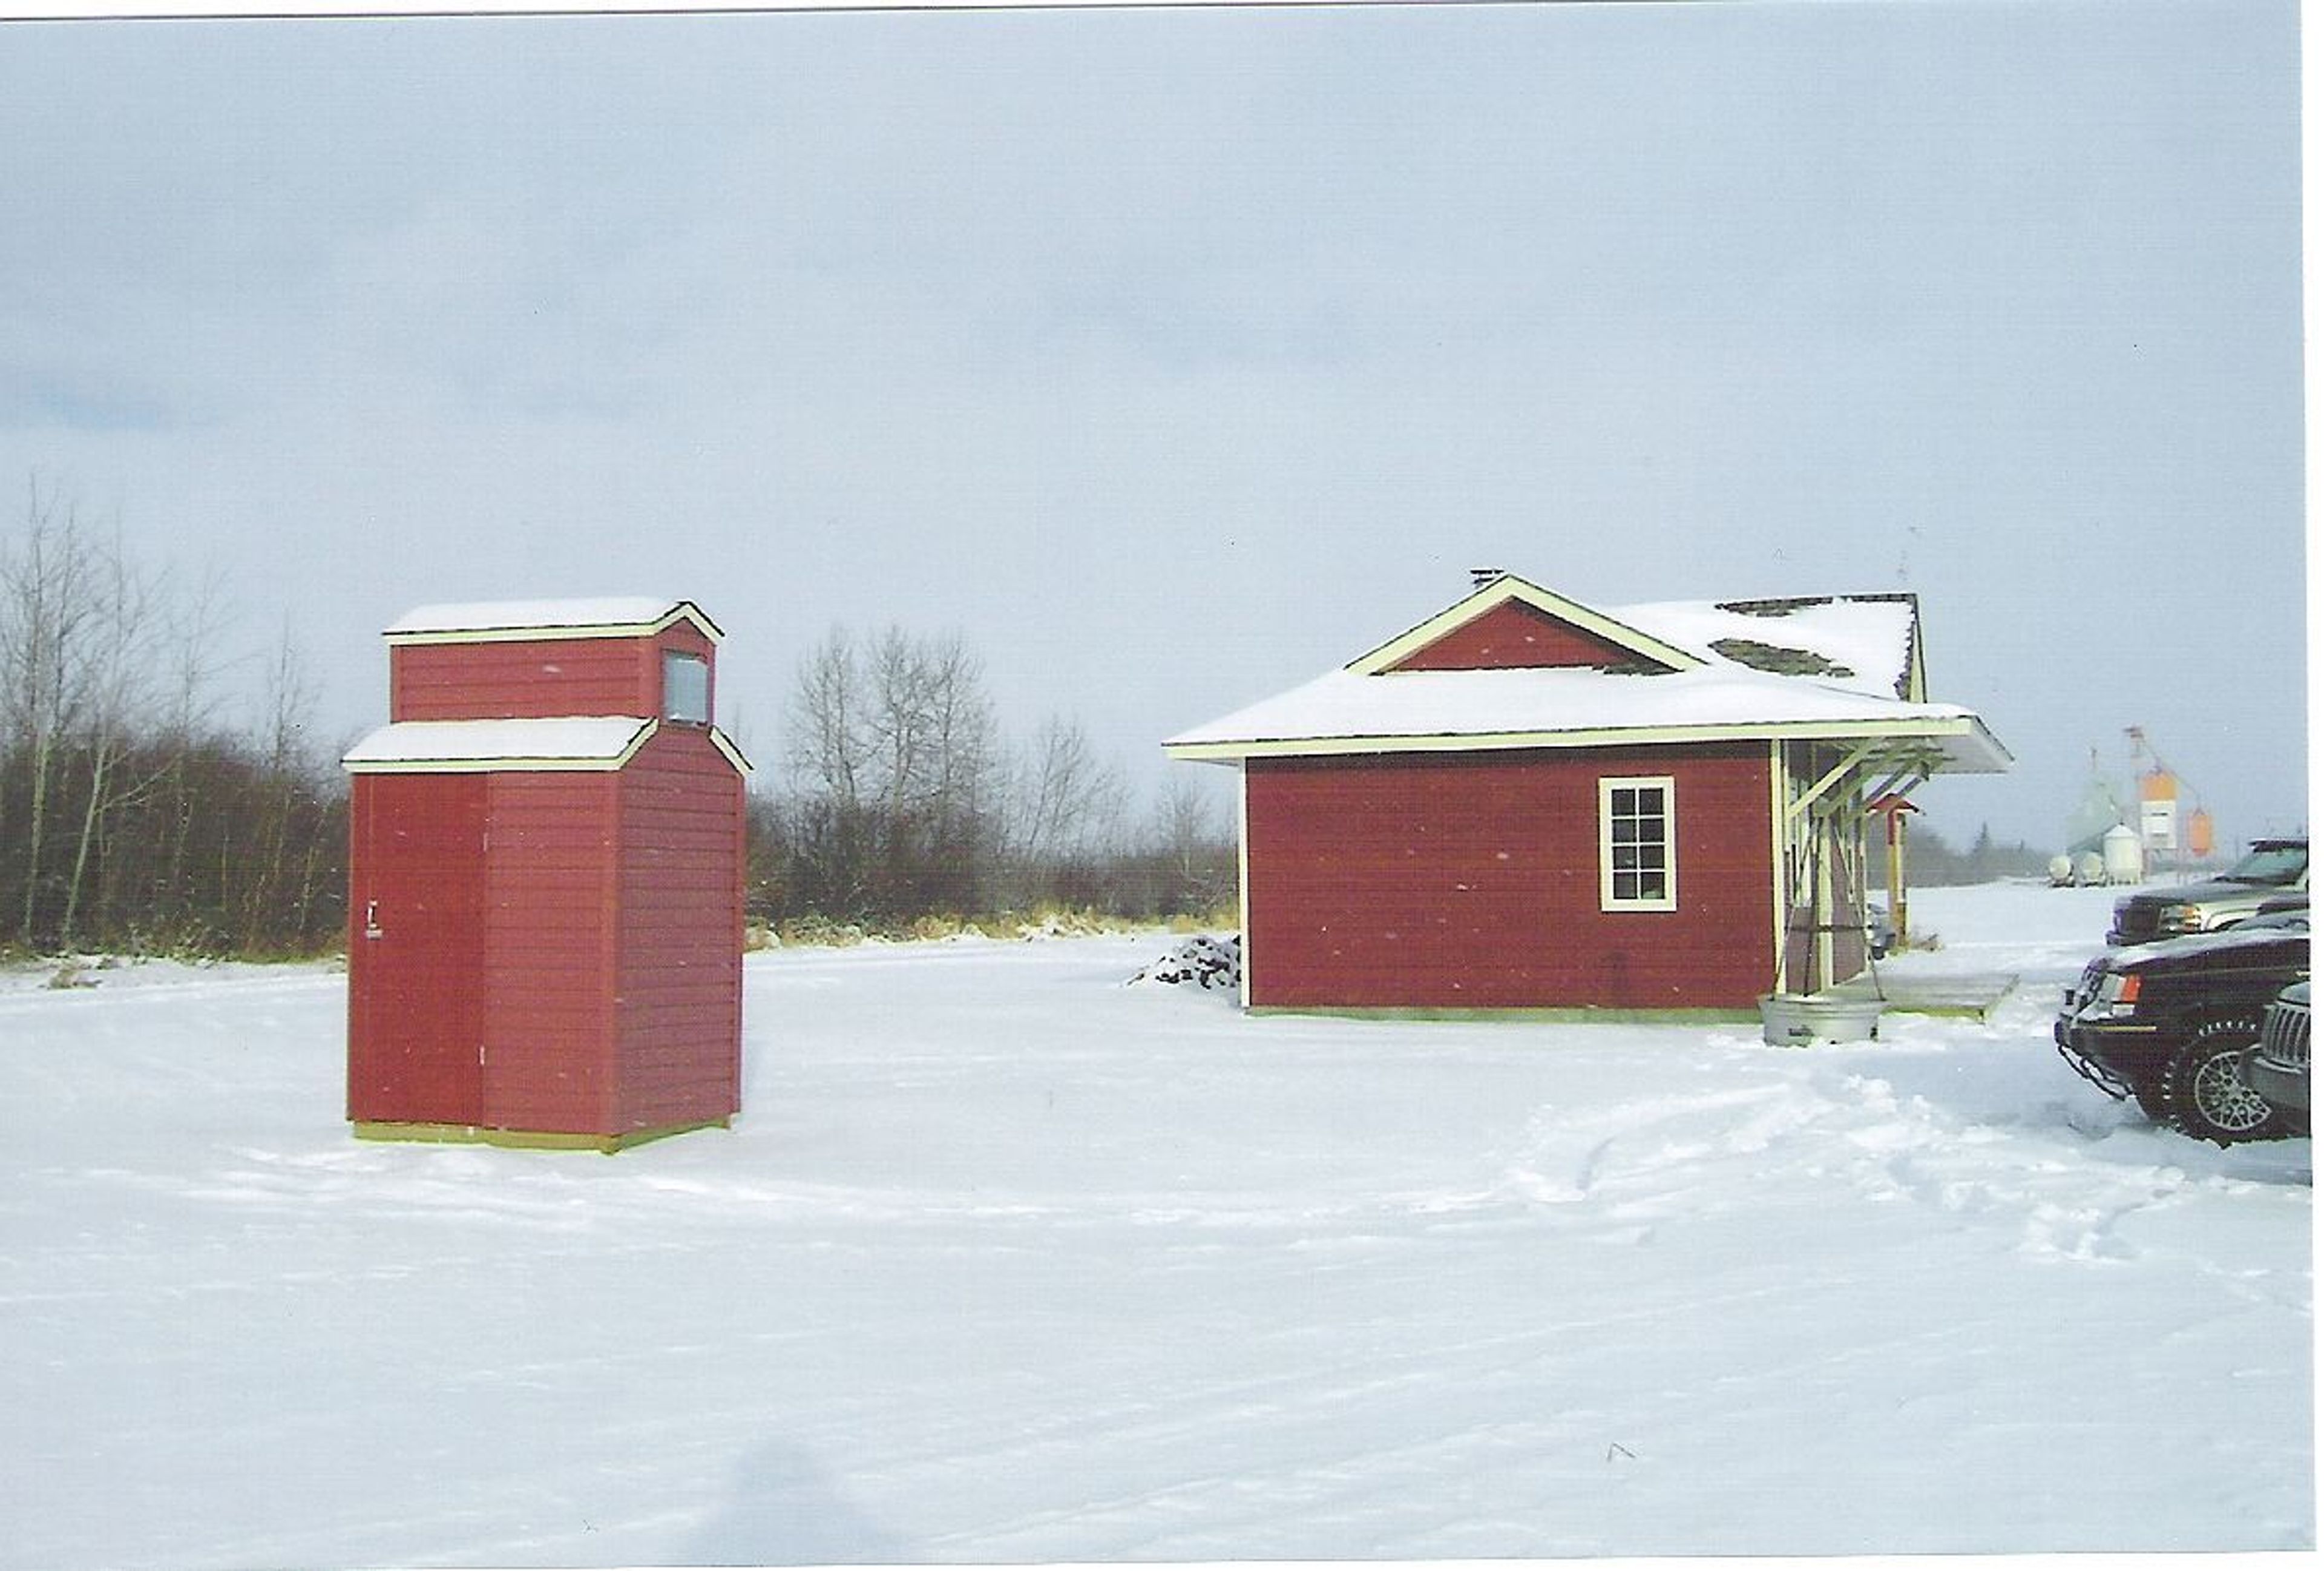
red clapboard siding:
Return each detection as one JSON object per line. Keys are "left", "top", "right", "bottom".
{"left": 1244, "top": 746, "right": 1774, "bottom": 1010}
{"left": 611, "top": 728, "right": 743, "bottom": 1133}
{"left": 480, "top": 772, "right": 617, "bottom": 1133}
{"left": 393, "top": 637, "right": 651, "bottom": 721}
{"left": 1388, "top": 601, "right": 1667, "bottom": 673}
{"left": 391, "top": 622, "right": 720, "bottom": 723}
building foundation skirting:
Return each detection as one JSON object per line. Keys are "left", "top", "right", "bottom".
{"left": 1242, "top": 1004, "right": 1761, "bottom": 1025}
{"left": 351, "top": 1118, "right": 730, "bottom": 1153}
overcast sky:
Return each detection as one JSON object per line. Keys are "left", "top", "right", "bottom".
{"left": 0, "top": 0, "right": 2305, "bottom": 854}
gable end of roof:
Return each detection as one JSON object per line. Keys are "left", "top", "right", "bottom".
{"left": 1349, "top": 575, "right": 1705, "bottom": 677}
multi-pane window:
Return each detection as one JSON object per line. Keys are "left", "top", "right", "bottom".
{"left": 663, "top": 652, "right": 711, "bottom": 725}
{"left": 1600, "top": 776, "right": 1676, "bottom": 911}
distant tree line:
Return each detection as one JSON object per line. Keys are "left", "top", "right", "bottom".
{"left": 0, "top": 485, "right": 346, "bottom": 958}
{"left": 7, "top": 484, "right": 2098, "bottom": 958}
{"left": 1906, "top": 822, "right": 2053, "bottom": 886}
{"left": 750, "top": 625, "right": 1238, "bottom": 931}
{"left": 0, "top": 487, "right": 1235, "bottom": 958}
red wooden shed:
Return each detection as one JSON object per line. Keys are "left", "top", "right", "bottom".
{"left": 1163, "top": 574, "right": 2011, "bottom": 1015}
{"left": 342, "top": 598, "right": 750, "bottom": 1150}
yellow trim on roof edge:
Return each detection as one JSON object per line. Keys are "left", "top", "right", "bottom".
{"left": 344, "top": 720, "right": 755, "bottom": 777}
{"left": 708, "top": 726, "right": 754, "bottom": 776}
{"left": 384, "top": 601, "right": 726, "bottom": 646}
{"left": 344, "top": 753, "right": 643, "bottom": 775}
{"left": 1164, "top": 714, "right": 2012, "bottom": 768}
{"left": 1345, "top": 575, "right": 1706, "bottom": 676}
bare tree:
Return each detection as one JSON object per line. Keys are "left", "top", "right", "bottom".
{"left": 150, "top": 568, "right": 231, "bottom": 933}
{"left": 786, "top": 627, "right": 865, "bottom": 808}
{"left": 781, "top": 625, "right": 1005, "bottom": 919}
{"left": 1143, "top": 772, "right": 1238, "bottom": 918}
{"left": 0, "top": 482, "right": 107, "bottom": 944}
{"left": 997, "top": 714, "right": 1130, "bottom": 910}
{"left": 57, "top": 533, "right": 166, "bottom": 950}
{"left": 770, "top": 627, "right": 1233, "bottom": 928}
{"left": 864, "top": 627, "right": 997, "bottom": 826}
{"left": 238, "top": 623, "right": 326, "bottom": 950}
{"left": 865, "top": 627, "right": 1000, "bottom": 913}
{"left": 781, "top": 628, "right": 875, "bottom": 918}
{"left": 0, "top": 482, "right": 348, "bottom": 958}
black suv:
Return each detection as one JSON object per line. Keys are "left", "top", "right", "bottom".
{"left": 2106, "top": 837, "right": 2307, "bottom": 946}
{"left": 2055, "top": 912, "right": 2311, "bottom": 1143}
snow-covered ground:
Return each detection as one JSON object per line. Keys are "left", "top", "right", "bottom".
{"left": 1, "top": 883, "right": 2309, "bottom": 1566}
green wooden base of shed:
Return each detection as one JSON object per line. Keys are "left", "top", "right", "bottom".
{"left": 352, "top": 1118, "right": 730, "bottom": 1153}
{"left": 1241, "top": 974, "right": 2020, "bottom": 1027}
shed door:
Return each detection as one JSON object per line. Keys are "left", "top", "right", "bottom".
{"left": 349, "top": 774, "right": 487, "bottom": 1125}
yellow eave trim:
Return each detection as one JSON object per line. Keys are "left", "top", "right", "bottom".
{"left": 345, "top": 720, "right": 755, "bottom": 777}
{"left": 1164, "top": 714, "right": 2011, "bottom": 766}
{"left": 1346, "top": 575, "right": 1707, "bottom": 676}
{"left": 384, "top": 601, "right": 726, "bottom": 647}
{"left": 707, "top": 726, "right": 754, "bottom": 776}
{"left": 345, "top": 754, "right": 642, "bottom": 775}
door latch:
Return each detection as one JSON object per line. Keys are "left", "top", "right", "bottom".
{"left": 363, "top": 900, "right": 384, "bottom": 940}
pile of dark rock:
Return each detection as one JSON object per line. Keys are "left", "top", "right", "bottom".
{"left": 1131, "top": 933, "right": 1241, "bottom": 991}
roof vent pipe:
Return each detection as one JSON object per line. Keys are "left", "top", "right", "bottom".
{"left": 1469, "top": 566, "right": 1505, "bottom": 590}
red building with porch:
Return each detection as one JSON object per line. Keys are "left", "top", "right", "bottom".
{"left": 1164, "top": 574, "right": 2009, "bottom": 1014}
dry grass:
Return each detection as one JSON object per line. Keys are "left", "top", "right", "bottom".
{"left": 757, "top": 904, "right": 1238, "bottom": 950}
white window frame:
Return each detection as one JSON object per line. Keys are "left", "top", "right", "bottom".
{"left": 1600, "top": 775, "right": 1677, "bottom": 912}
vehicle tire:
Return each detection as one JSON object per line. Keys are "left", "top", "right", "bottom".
{"left": 2162, "top": 1021, "right": 2286, "bottom": 1145}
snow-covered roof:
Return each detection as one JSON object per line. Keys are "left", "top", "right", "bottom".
{"left": 343, "top": 717, "right": 657, "bottom": 773}
{"left": 1165, "top": 576, "right": 2006, "bottom": 773}
{"left": 345, "top": 716, "right": 753, "bottom": 776}
{"left": 1613, "top": 595, "right": 1920, "bottom": 701}
{"left": 1167, "top": 663, "right": 2006, "bottom": 769}
{"left": 383, "top": 598, "right": 724, "bottom": 644}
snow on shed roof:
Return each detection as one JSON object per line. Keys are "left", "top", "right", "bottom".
{"left": 345, "top": 716, "right": 753, "bottom": 776}
{"left": 1165, "top": 576, "right": 2004, "bottom": 772}
{"left": 383, "top": 598, "right": 723, "bottom": 644}
{"left": 343, "top": 716, "right": 657, "bottom": 773}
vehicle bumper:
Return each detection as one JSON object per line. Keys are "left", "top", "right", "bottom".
{"left": 2054, "top": 1016, "right": 2170, "bottom": 1101}
{"left": 2239, "top": 1053, "right": 2311, "bottom": 1115}
{"left": 2107, "top": 924, "right": 2201, "bottom": 949}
